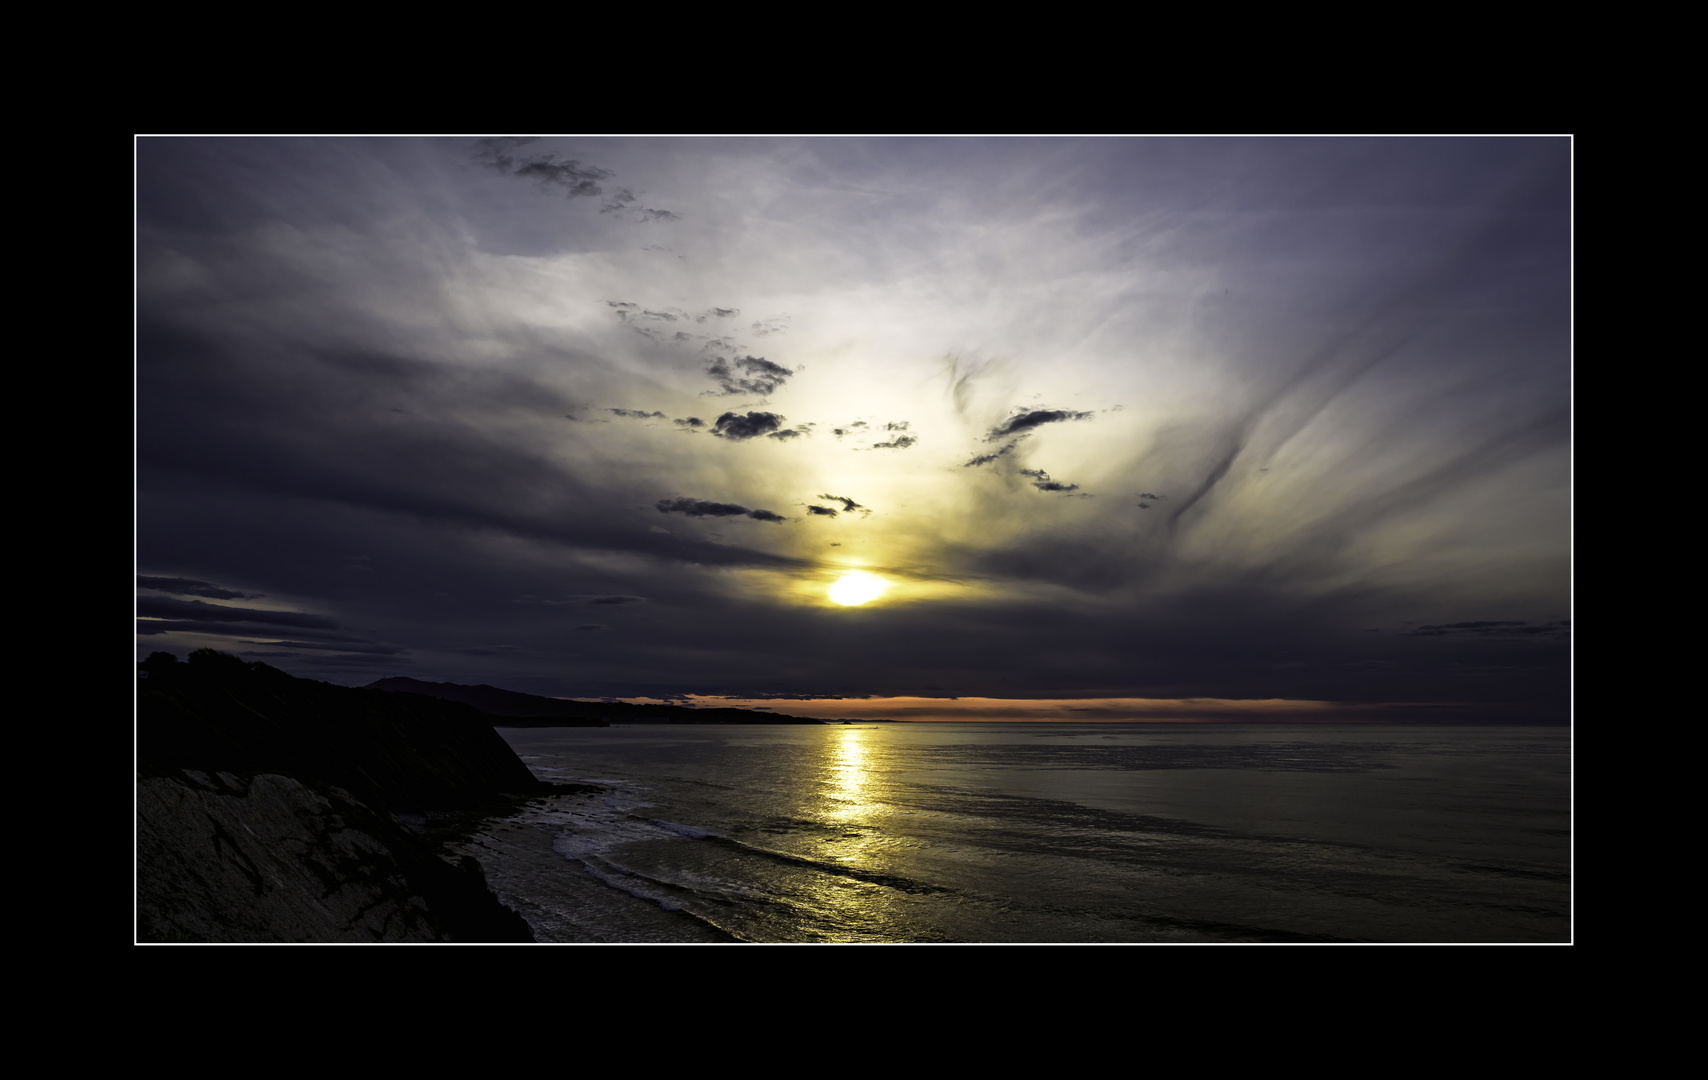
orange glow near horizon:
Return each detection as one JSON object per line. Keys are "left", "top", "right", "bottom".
{"left": 609, "top": 695, "right": 1437, "bottom": 723}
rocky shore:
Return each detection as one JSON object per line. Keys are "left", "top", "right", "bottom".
{"left": 136, "top": 650, "right": 556, "bottom": 942}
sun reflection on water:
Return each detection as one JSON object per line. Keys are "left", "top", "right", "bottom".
{"left": 826, "top": 724, "right": 871, "bottom": 823}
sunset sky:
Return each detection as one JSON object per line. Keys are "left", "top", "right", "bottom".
{"left": 136, "top": 137, "right": 1571, "bottom": 721}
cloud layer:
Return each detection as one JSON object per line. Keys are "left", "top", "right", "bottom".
{"left": 137, "top": 137, "right": 1570, "bottom": 717}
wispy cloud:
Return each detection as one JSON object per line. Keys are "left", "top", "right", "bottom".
{"left": 656, "top": 497, "right": 787, "bottom": 523}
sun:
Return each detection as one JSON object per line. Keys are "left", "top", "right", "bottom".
{"left": 829, "top": 570, "right": 889, "bottom": 606}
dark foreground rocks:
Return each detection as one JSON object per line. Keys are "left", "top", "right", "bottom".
{"left": 138, "top": 771, "right": 533, "bottom": 942}
{"left": 137, "top": 650, "right": 550, "bottom": 943}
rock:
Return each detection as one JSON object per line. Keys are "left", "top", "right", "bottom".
{"left": 136, "top": 651, "right": 540, "bottom": 942}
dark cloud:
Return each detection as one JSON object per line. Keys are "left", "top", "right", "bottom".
{"left": 674, "top": 417, "right": 705, "bottom": 428}
{"left": 987, "top": 409, "right": 1094, "bottom": 441}
{"left": 707, "top": 356, "right": 793, "bottom": 397}
{"left": 869, "top": 434, "right": 917, "bottom": 449}
{"left": 963, "top": 441, "right": 1020, "bottom": 468}
{"left": 135, "top": 313, "right": 807, "bottom": 593}
{"left": 600, "top": 188, "right": 637, "bottom": 214}
{"left": 137, "top": 576, "right": 259, "bottom": 600}
{"left": 609, "top": 408, "right": 666, "bottom": 420}
{"left": 768, "top": 428, "right": 806, "bottom": 442}
{"left": 513, "top": 594, "right": 647, "bottom": 606}
{"left": 807, "top": 505, "right": 838, "bottom": 517}
{"left": 711, "top": 411, "right": 785, "bottom": 440}
{"left": 639, "top": 208, "right": 682, "bottom": 222}
{"left": 819, "top": 494, "right": 867, "bottom": 514}
{"left": 241, "top": 650, "right": 412, "bottom": 668}
{"left": 884, "top": 421, "right": 910, "bottom": 432}
{"left": 1021, "top": 468, "right": 1080, "bottom": 494}
{"left": 472, "top": 138, "right": 612, "bottom": 199}
{"left": 657, "top": 497, "right": 786, "bottom": 523}
{"left": 137, "top": 595, "right": 340, "bottom": 629}
{"left": 701, "top": 308, "right": 739, "bottom": 320}
{"left": 250, "top": 639, "right": 408, "bottom": 655}
{"left": 1406, "top": 620, "right": 1570, "bottom": 638}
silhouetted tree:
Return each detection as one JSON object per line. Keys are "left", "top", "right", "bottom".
{"left": 138, "top": 651, "right": 180, "bottom": 678}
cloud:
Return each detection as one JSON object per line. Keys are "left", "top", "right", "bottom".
{"left": 513, "top": 594, "right": 648, "bottom": 606}
{"left": 639, "top": 208, "right": 682, "bottom": 222}
{"left": 1165, "top": 164, "right": 1571, "bottom": 535}
{"left": 137, "top": 595, "right": 340, "bottom": 629}
{"left": 1021, "top": 468, "right": 1080, "bottom": 494}
{"left": 609, "top": 408, "right": 666, "bottom": 420}
{"left": 869, "top": 434, "right": 917, "bottom": 449}
{"left": 707, "top": 356, "right": 793, "bottom": 397}
{"left": 137, "top": 575, "right": 260, "bottom": 600}
{"left": 711, "top": 411, "right": 785, "bottom": 440}
{"left": 819, "top": 494, "right": 867, "bottom": 514}
{"left": 657, "top": 497, "right": 786, "bottom": 523}
{"left": 986, "top": 409, "right": 1094, "bottom": 441}
{"left": 472, "top": 138, "right": 612, "bottom": 199}
{"left": 248, "top": 639, "right": 408, "bottom": 655}
{"left": 133, "top": 138, "right": 1567, "bottom": 716}
{"left": 963, "top": 441, "right": 1020, "bottom": 468}
{"left": 807, "top": 505, "right": 837, "bottom": 517}
{"left": 1405, "top": 620, "right": 1570, "bottom": 638}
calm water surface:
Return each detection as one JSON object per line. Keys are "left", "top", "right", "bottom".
{"left": 452, "top": 723, "right": 1570, "bottom": 943}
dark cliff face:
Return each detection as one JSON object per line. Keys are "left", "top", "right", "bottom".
{"left": 138, "top": 771, "right": 537, "bottom": 942}
{"left": 137, "top": 651, "right": 543, "bottom": 942}
{"left": 140, "top": 652, "right": 549, "bottom": 809}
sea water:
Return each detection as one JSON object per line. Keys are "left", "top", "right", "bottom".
{"left": 450, "top": 723, "right": 1570, "bottom": 943}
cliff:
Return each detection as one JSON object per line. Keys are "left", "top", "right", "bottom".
{"left": 137, "top": 650, "right": 548, "bottom": 942}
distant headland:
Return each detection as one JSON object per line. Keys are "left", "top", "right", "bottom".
{"left": 365, "top": 677, "right": 827, "bottom": 726}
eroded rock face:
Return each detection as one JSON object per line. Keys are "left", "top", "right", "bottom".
{"left": 137, "top": 771, "right": 447, "bottom": 943}
{"left": 136, "top": 654, "right": 541, "bottom": 942}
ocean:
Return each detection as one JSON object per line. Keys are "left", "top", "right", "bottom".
{"left": 450, "top": 722, "right": 1570, "bottom": 943}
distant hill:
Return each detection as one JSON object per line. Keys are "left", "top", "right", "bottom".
{"left": 365, "top": 677, "right": 825, "bottom": 726}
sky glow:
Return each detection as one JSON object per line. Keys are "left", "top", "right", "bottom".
{"left": 137, "top": 137, "right": 1570, "bottom": 721}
